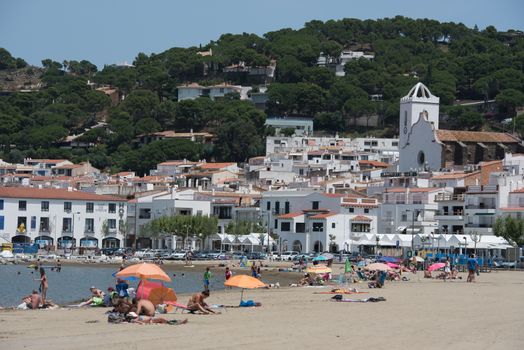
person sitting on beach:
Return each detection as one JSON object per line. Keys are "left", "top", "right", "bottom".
{"left": 424, "top": 270, "right": 432, "bottom": 278}
{"left": 297, "top": 273, "right": 312, "bottom": 286}
{"left": 78, "top": 286, "right": 106, "bottom": 307}
{"left": 112, "top": 298, "right": 135, "bottom": 314}
{"left": 187, "top": 290, "right": 219, "bottom": 314}
{"left": 136, "top": 299, "right": 156, "bottom": 317}
{"left": 18, "top": 290, "right": 41, "bottom": 310}
{"left": 104, "top": 287, "right": 118, "bottom": 307}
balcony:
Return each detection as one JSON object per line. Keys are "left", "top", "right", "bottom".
{"left": 434, "top": 194, "right": 465, "bottom": 202}
{"left": 434, "top": 210, "right": 464, "bottom": 221}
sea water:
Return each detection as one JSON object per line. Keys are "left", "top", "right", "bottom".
{"left": 0, "top": 264, "right": 224, "bottom": 307}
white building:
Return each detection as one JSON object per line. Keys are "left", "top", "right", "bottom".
{"left": 0, "top": 187, "right": 127, "bottom": 249}
{"left": 265, "top": 117, "right": 314, "bottom": 136}
{"left": 177, "top": 83, "right": 249, "bottom": 101}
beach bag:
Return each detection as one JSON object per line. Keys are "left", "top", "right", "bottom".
{"left": 107, "top": 312, "right": 126, "bottom": 324}
{"left": 331, "top": 294, "right": 343, "bottom": 300}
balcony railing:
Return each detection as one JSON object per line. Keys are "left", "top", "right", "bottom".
{"left": 435, "top": 210, "right": 464, "bottom": 216}
{"left": 434, "top": 194, "right": 465, "bottom": 202}
{"left": 465, "top": 205, "right": 496, "bottom": 210}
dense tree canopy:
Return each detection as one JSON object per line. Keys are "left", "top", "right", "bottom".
{"left": 1, "top": 16, "right": 523, "bottom": 173}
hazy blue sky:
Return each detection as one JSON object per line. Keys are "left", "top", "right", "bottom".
{"left": 1, "top": 0, "right": 523, "bottom": 67}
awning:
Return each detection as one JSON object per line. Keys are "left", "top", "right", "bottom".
{"left": 397, "top": 226, "right": 407, "bottom": 233}
{"left": 477, "top": 142, "right": 487, "bottom": 149}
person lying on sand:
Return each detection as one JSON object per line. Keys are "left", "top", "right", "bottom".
{"left": 187, "top": 290, "right": 220, "bottom": 314}
{"left": 127, "top": 312, "right": 188, "bottom": 325}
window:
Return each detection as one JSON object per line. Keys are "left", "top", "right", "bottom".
{"left": 348, "top": 207, "right": 354, "bottom": 213}
{"left": 108, "top": 219, "right": 116, "bottom": 229}
{"left": 392, "top": 141, "right": 398, "bottom": 147}
{"left": 64, "top": 202, "right": 72, "bottom": 212}
{"left": 312, "top": 201, "right": 319, "bottom": 210}
{"left": 295, "top": 223, "right": 305, "bottom": 233}
{"left": 17, "top": 217, "right": 27, "bottom": 229}
{"left": 312, "top": 222, "right": 324, "bottom": 232}
{"left": 332, "top": 223, "right": 336, "bottom": 228}
{"left": 62, "top": 218, "right": 72, "bottom": 232}
{"left": 281, "top": 222, "right": 291, "bottom": 231}
{"left": 0, "top": 216, "right": 4, "bottom": 230}
{"left": 108, "top": 203, "right": 116, "bottom": 214}
{"left": 85, "top": 218, "right": 94, "bottom": 233}
{"left": 86, "top": 202, "right": 94, "bottom": 213}
{"left": 213, "top": 206, "right": 231, "bottom": 219}
{"left": 138, "top": 208, "right": 151, "bottom": 219}
{"left": 0, "top": 199, "right": 4, "bottom": 210}
{"left": 39, "top": 217, "right": 49, "bottom": 232}
{"left": 275, "top": 201, "right": 280, "bottom": 214}
{"left": 19, "top": 200, "right": 27, "bottom": 211}
{"left": 30, "top": 216, "right": 36, "bottom": 230}
{"left": 284, "top": 202, "right": 290, "bottom": 214}
{"left": 274, "top": 219, "right": 278, "bottom": 229}
{"left": 266, "top": 201, "right": 271, "bottom": 211}
{"left": 41, "top": 201, "right": 49, "bottom": 212}
{"left": 364, "top": 208, "right": 369, "bottom": 214}
{"left": 351, "top": 223, "right": 370, "bottom": 233}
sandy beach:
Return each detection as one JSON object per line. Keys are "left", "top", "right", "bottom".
{"left": 0, "top": 270, "right": 522, "bottom": 350}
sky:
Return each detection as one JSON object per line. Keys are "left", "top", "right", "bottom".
{"left": 1, "top": 0, "right": 523, "bottom": 68}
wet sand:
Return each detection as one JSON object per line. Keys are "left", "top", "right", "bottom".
{"left": 0, "top": 270, "right": 522, "bottom": 350}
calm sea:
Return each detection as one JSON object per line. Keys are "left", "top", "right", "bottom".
{"left": 0, "top": 264, "right": 224, "bottom": 307}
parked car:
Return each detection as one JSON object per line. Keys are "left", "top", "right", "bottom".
{"left": 216, "top": 252, "right": 231, "bottom": 260}
{"left": 168, "top": 251, "right": 187, "bottom": 260}
{"left": 101, "top": 248, "right": 119, "bottom": 256}
{"left": 293, "top": 254, "right": 309, "bottom": 261}
{"left": 280, "top": 251, "right": 299, "bottom": 261}
{"left": 207, "top": 251, "right": 222, "bottom": 260}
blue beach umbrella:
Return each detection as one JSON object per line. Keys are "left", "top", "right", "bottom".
{"left": 313, "top": 255, "right": 328, "bottom": 261}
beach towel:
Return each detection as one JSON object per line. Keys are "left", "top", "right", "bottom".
{"left": 315, "top": 291, "right": 368, "bottom": 295}
{"left": 331, "top": 295, "right": 386, "bottom": 303}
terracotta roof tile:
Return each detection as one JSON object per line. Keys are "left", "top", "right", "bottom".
{"left": 351, "top": 215, "right": 372, "bottom": 222}
{"left": 431, "top": 171, "right": 480, "bottom": 180}
{"left": 309, "top": 212, "right": 337, "bottom": 219}
{"left": 199, "top": 162, "right": 236, "bottom": 170}
{"left": 436, "top": 130, "right": 519, "bottom": 143}
{"left": 358, "top": 160, "right": 389, "bottom": 168}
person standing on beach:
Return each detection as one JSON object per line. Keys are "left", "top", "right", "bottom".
{"left": 35, "top": 268, "right": 48, "bottom": 305}
{"left": 203, "top": 267, "right": 212, "bottom": 291}
{"left": 467, "top": 254, "right": 478, "bottom": 282}
{"left": 55, "top": 259, "right": 61, "bottom": 272}
{"left": 225, "top": 267, "right": 232, "bottom": 289}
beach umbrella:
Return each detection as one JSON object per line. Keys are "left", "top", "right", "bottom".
{"left": 224, "top": 274, "right": 267, "bottom": 302}
{"left": 412, "top": 256, "right": 425, "bottom": 262}
{"left": 321, "top": 253, "right": 334, "bottom": 260}
{"left": 116, "top": 263, "right": 171, "bottom": 282}
{"left": 428, "top": 262, "right": 446, "bottom": 272}
{"left": 364, "top": 263, "right": 392, "bottom": 271}
{"left": 386, "top": 262, "right": 400, "bottom": 269}
{"left": 148, "top": 286, "right": 177, "bottom": 306}
{"left": 306, "top": 265, "right": 332, "bottom": 274}
{"left": 313, "top": 255, "right": 328, "bottom": 262}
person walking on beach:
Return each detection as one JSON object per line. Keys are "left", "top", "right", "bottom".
{"left": 225, "top": 267, "right": 232, "bottom": 289}
{"left": 203, "top": 267, "right": 212, "bottom": 291}
{"left": 35, "top": 268, "right": 48, "bottom": 305}
{"left": 467, "top": 254, "right": 478, "bottom": 282}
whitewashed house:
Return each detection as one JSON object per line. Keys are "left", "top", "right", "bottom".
{"left": 0, "top": 187, "right": 127, "bottom": 249}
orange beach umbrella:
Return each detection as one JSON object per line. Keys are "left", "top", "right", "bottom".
{"left": 116, "top": 263, "right": 171, "bottom": 282}
{"left": 224, "top": 274, "right": 266, "bottom": 302}
{"left": 148, "top": 286, "right": 177, "bottom": 306}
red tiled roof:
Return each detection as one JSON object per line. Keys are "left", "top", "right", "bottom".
{"left": 199, "top": 162, "right": 236, "bottom": 170}
{"left": 277, "top": 212, "right": 304, "bottom": 219}
{"left": 310, "top": 212, "right": 337, "bottom": 219}
{"left": 351, "top": 215, "right": 372, "bottom": 222}
{"left": 431, "top": 171, "right": 480, "bottom": 180}
{"left": 0, "top": 187, "right": 126, "bottom": 201}
{"left": 321, "top": 193, "right": 345, "bottom": 198}
{"left": 25, "top": 159, "right": 68, "bottom": 164}
{"left": 436, "top": 130, "right": 519, "bottom": 143}
{"left": 358, "top": 160, "right": 389, "bottom": 168}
